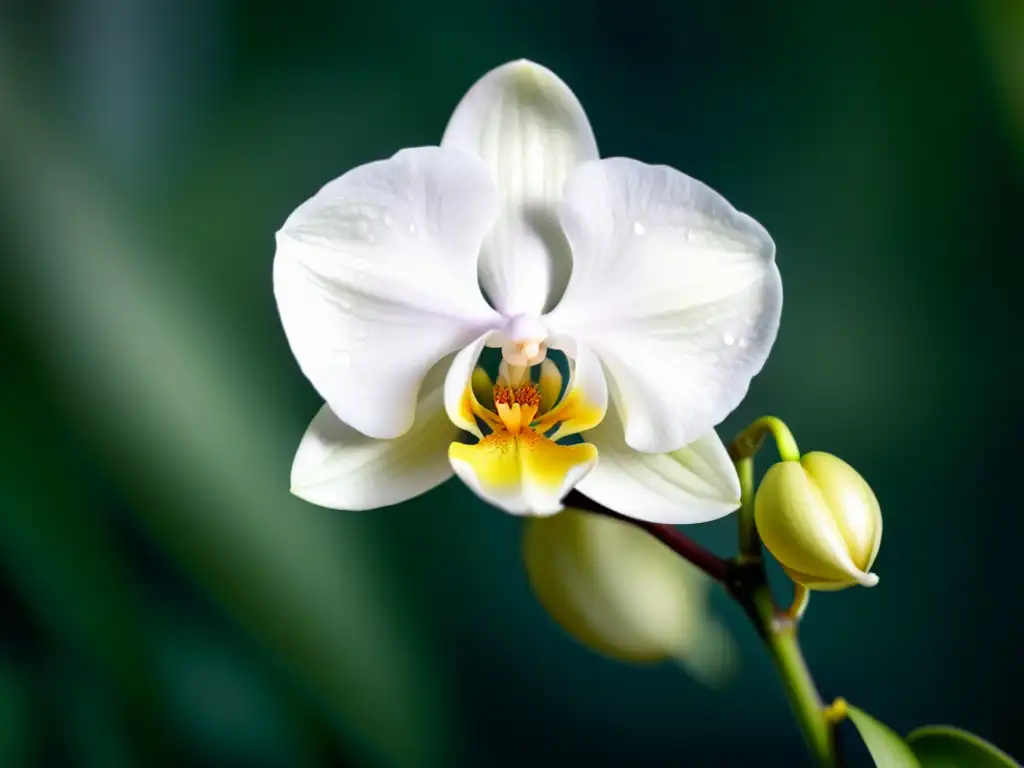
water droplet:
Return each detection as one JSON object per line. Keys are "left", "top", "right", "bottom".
{"left": 408, "top": 221, "right": 417, "bottom": 235}
{"left": 738, "top": 337, "right": 750, "bottom": 349}
{"left": 632, "top": 221, "right": 646, "bottom": 235}
{"left": 685, "top": 229, "right": 697, "bottom": 242}
{"left": 723, "top": 332, "right": 736, "bottom": 346}
{"left": 383, "top": 213, "right": 394, "bottom": 227}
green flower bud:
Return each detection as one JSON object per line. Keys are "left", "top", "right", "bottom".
{"left": 523, "top": 509, "right": 736, "bottom": 682}
{"left": 754, "top": 452, "right": 881, "bottom": 590}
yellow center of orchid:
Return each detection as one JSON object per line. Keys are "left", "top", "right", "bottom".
{"left": 493, "top": 383, "right": 540, "bottom": 436}
{"left": 447, "top": 360, "right": 606, "bottom": 515}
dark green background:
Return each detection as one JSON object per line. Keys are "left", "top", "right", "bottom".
{"left": 1, "top": 1, "right": 1020, "bottom": 765}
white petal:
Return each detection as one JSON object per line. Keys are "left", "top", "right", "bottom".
{"left": 291, "top": 375, "right": 459, "bottom": 510}
{"left": 545, "top": 158, "right": 782, "bottom": 453}
{"left": 275, "top": 147, "right": 503, "bottom": 440}
{"left": 444, "top": 330, "right": 500, "bottom": 438}
{"left": 442, "top": 60, "right": 598, "bottom": 317}
{"left": 576, "top": 405, "right": 741, "bottom": 524}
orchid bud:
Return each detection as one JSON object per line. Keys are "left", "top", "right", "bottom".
{"left": 754, "top": 452, "right": 882, "bottom": 591}
{"left": 523, "top": 509, "right": 736, "bottom": 683}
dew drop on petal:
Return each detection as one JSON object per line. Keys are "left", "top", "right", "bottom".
{"left": 738, "top": 338, "right": 750, "bottom": 349}
{"left": 408, "top": 221, "right": 418, "bottom": 235}
{"left": 632, "top": 221, "right": 646, "bottom": 235}
{"left": 723, "top": 332, "right": 736, "bottom": 346}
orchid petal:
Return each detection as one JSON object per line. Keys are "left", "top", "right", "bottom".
{"left": 442, "top": 60, "right": 598, "bottom": 316}
{"left": 444, "top": 331, "right": 502, "bottom": 438}
{"left": 532, "top": 344, "right": 607, "bottom": 440}
{"left": 546, "top": 158, "right": 782, "bottom": 453}
{"left": 275, "top": 147, "right": 503, "bottom": 440}
{"left": 576, "top": 406, "right": 741, "bottom": 524}
{"left": 291, "top": 371, "right": 458, "bottom": 510}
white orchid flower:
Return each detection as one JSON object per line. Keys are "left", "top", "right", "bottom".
{"left": 275, "top": 60, "right": 781, "bottom": 521}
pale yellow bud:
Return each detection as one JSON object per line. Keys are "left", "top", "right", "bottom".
{"left": 523, "top": 509, "right": 736, "bottom": 683}
{"left": 755, "top": 452, "right": 882, "bottom": 590}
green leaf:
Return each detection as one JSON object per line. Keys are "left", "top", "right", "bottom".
{"left": 907, "top": 726, "right": 1020, "bottom": 767}
{"left": 846, "top": 704, "right": 922, "bottom": 768}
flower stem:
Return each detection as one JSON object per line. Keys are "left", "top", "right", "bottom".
{"left": 729, "top": 415, "right": 801, "bottom": 464}
{"left": 730, "top": 417, "right": 836, "bottom": 766}
{"left": 760, "top": 601, "right": 835, "bottom": 766}
{"left": 734, "top": 455, "right": 759, "bottom": 559}
{"left": 784, "top": 584, "right": 811, "bottom": 622}
{"left": 562, "top": 491, "right": 731, "bottom": 582}
{"left": 729, "top": 416, "right": 798, "bottom": 559}
{"left": 566, "top": 415, "right": 838, "bottom": 766}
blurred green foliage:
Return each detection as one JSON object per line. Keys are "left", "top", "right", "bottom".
{"left": 1, "top": 0, "right": 1021, "bottom": 766}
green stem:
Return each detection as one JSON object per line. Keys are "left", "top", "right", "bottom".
{"left": 751, "top": 586, "right": 834, "bottom": 765}
{"left": 730, "top": 417, "right": 836, "bottom": 767}
{"left": 785, "top": 583, "right": 811, "bottom": 622}
{"left": 729, "top": 415, "right": 801, "bottom": 463}
{"left": 573, "top": 415, "right": 837, "bottom": 766}
{"left": 735, "top": 455, "right": 759, "bottom": 560}
{"left": 731, "top": 416, "right": 798, "bottom": 559}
